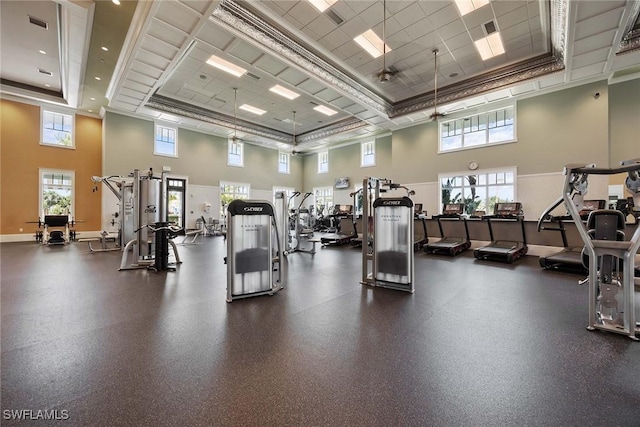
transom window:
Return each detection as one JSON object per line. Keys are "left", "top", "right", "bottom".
{"left": 439, "top": 168, "right": 516, "bottom": 215}
{"left": 440, "top": 105, "right": 515, "bottom": 152}
{"left": 278, "top": 152, "right": 290, "bottom": 174}
{"left": 40, "top": 169, "right": 74, "bottom": 219}
{"left": 41, "top": 110, "right": 74, "bottom": 148}
{"left": 154, "top": 124, "right": 178, "bottom": 157}
{"left": 228, "top": 140, "right": 244, "bottom": 167}
{"left": 318, "top": 151, "right": 329, "bottom": 174}
{"left": 361, "top": 141, "right": 375, "bottom": 167}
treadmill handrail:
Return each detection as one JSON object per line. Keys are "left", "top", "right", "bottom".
{"left": 537, "top": 196, "right": 564, "bottom": 232}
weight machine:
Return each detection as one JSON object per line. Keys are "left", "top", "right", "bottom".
{"left": 285, "top": 191, "right": 316, "bottom": 255}
{"left": 361, "top": 177, "right": 415, "bottom": 293}
{"left": 225, "top": 199, "right": 285, "bottom": 302}
{"left": 93, "top": 169, "right": 181, "bottom": 271}
{"left": 559, "top": 159, "right": 640, "bottom": 340}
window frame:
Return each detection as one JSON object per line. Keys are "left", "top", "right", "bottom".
{"left": 220, "top": 181, "right": 250, "bottom": 218}
{"left": 278, "top": 151, "right": 290, "bottom": 174}
{"left": 438, "top": 102, "right": 516, "bottom": 153}
{"left": 40, "top": 108, "right": 75, "bottom": 149}
{"left": 154, "top": 123, "right": 178, "bottom": 158}
{"left": 228, "top": 139, "right": 244, "bottom": 167}
{"left": 438, "top": 166, "right": 517, "bottom": 215}
{"left": 313, "top": 186, "right": 333, "bottom": 216}
{"left": 39, "top": 168, "right": 75, "bottom": 219}
{"left": 318, "top": 150, "right": 329, "bottom": 174}
{"left": 361, "top": 140, "right": 376, "bottom": 167}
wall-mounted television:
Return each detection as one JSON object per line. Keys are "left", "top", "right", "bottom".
{"left": 335, "top": 177, "right": 350, "bottom": 189}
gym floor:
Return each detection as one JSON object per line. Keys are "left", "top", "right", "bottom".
{"left": 2, "top": 238, "right": 639, "bottom": 426}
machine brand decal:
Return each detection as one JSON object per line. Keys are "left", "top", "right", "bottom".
{"left": 382, "top": 200, "right": 402, "bottom": 205}
{"left": 243, "top": 207, "right": 264, "bottom": 212}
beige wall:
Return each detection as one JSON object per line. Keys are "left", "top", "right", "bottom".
{"left": 609, "top": 78, "right": 640, "bottom": 166}
{"left": 104, "top": 111, "right": 302, "bottom": 190}
{"left": 0, "top": 99, "right": 102, "bottom": 237}
{"left": 302, "top": 134, "right": 392, "bottom": 190}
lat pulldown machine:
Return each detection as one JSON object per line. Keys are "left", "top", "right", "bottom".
{"left": 559, "top": 159, "right": 640, "bottom": 340}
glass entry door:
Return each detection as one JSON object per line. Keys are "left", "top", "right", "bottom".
{"left": 167, "top": 178, "right": 186, "bottom": 228}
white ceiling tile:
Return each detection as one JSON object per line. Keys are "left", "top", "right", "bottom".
{"left": 131, "top": 59, "right": 164, "bottom": 79}
{"left": 496, "top": 5, "right": 530, "bottom": 30}
{"left": 322, "top": 28, "right": 349, "bottom": 49}
{"left": 339, "top": 16, "right": 369, "bottom": 39}
{"left": 140, "top": 35, "right": 178, "bottom": 61}
{"left": 571, "top": 48, "right": 611, "bottom": 69}
{"left": 537, "top": 73, "right": 567, "bottom": 89}
{"left": 331, "top": 97, "right": 356, "bottom": 109}
{"left": 227, "top": 42, "right": 264, "bottom": 66}
{"left": 491, "top": 0, "right": 523, "bottom": 17}
{"left": 575, "top": 0, "right": 626, "bottom": 21}
{"left": 196, "top": 23, "right": 235, "bottom": 51}
{"left": 347, "top": 1, "right": 376, "bottom": 15}
{"left": 329, "top": 2, "right": 356, "bottom": 21}
{"left": 429, "top": 4, "right": 459, "bottom": 29}
{"left": 148, "top": 21, "right": 188, "bottom": 47}
{"left": 446, "top": 32, "right": 474, "bottom": 51}
{"left": 393, "top": 3, "right": 426, "bottom": 28}
{"left": 509, "top": 81, "right": 536, "bottom": 95}
{"left": 437, "top": 19, "right": 467, "bottom": 40}
{"left": 572, "top": 29, "right": 617, "bottom": 55}
{"left": 305, "top": 14, "right": 336, "bottom": 39}
{"left": 297, "top": 79, "right": 326, "bottom": 95}
{"left": 180, "top": 0, "right": 211, "bottom": 15}
{"left": 278, "top": 68, "right": 311, "bottom": 86}
{"left": 287, "top": 2, "right": 317, "bottom": 26}
{"left": 570, "top": 62, "right": 606, "bottom": 81}
{"left": 136, "top": 50, "right": 171, "bottom": 71}
{"left": 358, "top": 3, "right": 384, "bottom": 28}
{"left": 255, "top": 56, "right": 288, "bottom": 76}
{"left": 574, "top": 9, "right": 624, "bottom": 40}
{"left": 315, "top": 87, "right": 341, "bottom": 102}
{"left": 461, "top": 7, "right": 495, "bottom": 29}
{"left": 155, "top": 1, "right": 200, "bottom": 34}
{"left": 501, "top": 21, "right": 530, "bottom": 43}
{"left": 127, "top": 70, "right": 157, "bottom": 88}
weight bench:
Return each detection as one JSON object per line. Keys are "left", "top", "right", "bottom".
{"left": 179, "top": 228, "right": 203, "bottom": 245}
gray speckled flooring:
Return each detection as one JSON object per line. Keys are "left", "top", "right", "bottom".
{"left": 1, "top": 238, "right": 639, "bottom": 426}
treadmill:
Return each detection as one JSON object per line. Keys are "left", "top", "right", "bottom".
{"left": 538, "top": 199, "right": 606, "bottom": 273}
{"left": 425, "top": 203, "right": 470, "bottom": 256}
{"left": 413, "top": 203, "right": 428, "bottom": 251}
{"left": 474, "top": 202, "right": 528, "bottom": 263}
{"left": 320, "top": 205, "right": 356, "bottom": 246}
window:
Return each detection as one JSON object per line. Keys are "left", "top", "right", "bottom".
{"left": 439, "top": 168, "right": 516, "bottom": 215}
{"left": 440, "top": 105, "right": 515, "bottom": 152}
{"left": 318, "top": 151, "right": 329, "bottom": 174}
{"left": 154, "top": 124, "right": 178, "bottom": 157}
{"left": 273, "top": 186, "right": 295, "bottom": 208}
{"left": 220, "top": 181, "right": 250, "bottom": 218}
{"left": 228, "top": 140, "right": 244, "bottom": 167}
{"left": 278, "top": 152, "right": 290, "bottom": 174}
{"left": 41, "top": 110, "right": 74, "bottom": 148}
{"left": 313, "top": 187, "right": 333, "bottom": 216}
{"left": 361, "top": 141, "right": 375, "bottom": 167}
{"left": 40, "top": 169, "right": 74, "bottom": 219}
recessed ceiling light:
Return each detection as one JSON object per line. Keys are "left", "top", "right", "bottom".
{"left": 307, "top": 0, "right": 338, "bottom": 13}
{"left": 454, "top": 0, "right": 490, "bottom": 16}
{"left": 94, "top": 76, "right": 101, "bottom": 80}
{"left": 45, "top": 84, "right": 51, "bottom": 88}
{"left": 39, "top": 50, "right": 46, "bottom": 55}
{"left": 314, "top": 105, "right": 337, "bottom": 116}
{"left": 354, "top": 29, "right": 391, "bottom": 58}
{"left": 101, "top": 46, "right": 108, "bottom": 52}
{"left": 88, "top": 109, "right": 93, "bottom": 113}
{"left": 270, "top": 85, "right": 300, "bottom": 100}
{"left": 206, "top": 54, "right": 247, "bottom": 77}
{"left": 239, "top": 104, "right": 266, "bottom": 115}
{"left": 112, "top": 0, "right": 120, "bottom": 5}
{"left": 90, "top": 97, "right": 96, "bottom": 101}
{"left": 474, "top": 32, "right": 505, "bottom": 60}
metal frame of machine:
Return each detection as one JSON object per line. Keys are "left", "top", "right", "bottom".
{"left": 361, "top": 177, "right": 415, "bottom": 293}
{"left": 226, "top": 199, "right": 285, "bottom": 302}
{"left": 560, "top": 159, "right": 640, "bottom": 340}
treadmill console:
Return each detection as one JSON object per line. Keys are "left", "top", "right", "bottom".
{"left": 493, "top": 202, "right": 522, "bottom": 218}
{"left": 579, "top": 199, "right": 606, "bottom": 220}
{"left": 441, "top": 203, "right": 464, "bottom": 217}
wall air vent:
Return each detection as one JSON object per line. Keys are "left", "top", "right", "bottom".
{"left": 38, "top": 68, "right": 53, "bottom": 76}
{"left": 29, "top": 16, "right": 49, "bottom": 29}
{"left": 326, "top": 10, "right": 344, "bottom": 26}
{"left": 246, "top": 72, "right": 261, "bottom": 80}
{"left": 484, "top": 20, "right": 497, "bottom": 35}
{"left": 308, "top": 101, "right": 319, "bottom": 106}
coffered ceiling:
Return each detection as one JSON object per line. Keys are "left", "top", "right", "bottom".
{"left": 1, "top": 0, "right": 639, "bottom": 153}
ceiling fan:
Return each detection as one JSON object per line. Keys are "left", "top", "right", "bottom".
{"left": 375, "top": 0, "right": 398, "bottom": 83}
{"left": 291, "top": 111, "right": 300, "bottom": 156}
{"left": 230, "top": 87, "right": 242, "bottom": 142}
{"left": 429, "top": 49, "right": 445, "bottom": 121}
